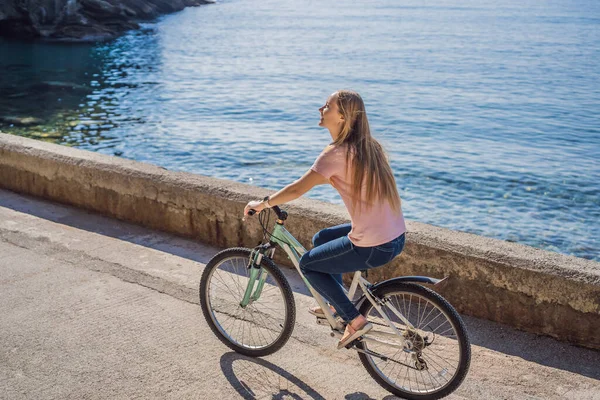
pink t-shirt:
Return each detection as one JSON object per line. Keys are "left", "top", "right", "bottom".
{"left": 310, "top": 144, "right": 407, "bottom": 247}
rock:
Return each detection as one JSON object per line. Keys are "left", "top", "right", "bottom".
{"left": 83, "top": 0, "right": 120, "bottom": 16}
{"left": 5, "top": 64, "right": 30, "bottom": 71}
{"left": 7, "top": 92, "right": 30, "bottom": 98}
{"left": 0, "top": 116, "right": 44, "bottom": 126}
{"left": 0, "top": 0, "right": 215, "bottom": 41}
{"left": 28, "top": 131, "right": 63, "bottom": 139}
{"left": 30, "top": 81, "right": 90, "bottom": 92}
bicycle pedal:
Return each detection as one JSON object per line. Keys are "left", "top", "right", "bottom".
{"left": 345, "top": 336, "right": 364, "bottom": 349}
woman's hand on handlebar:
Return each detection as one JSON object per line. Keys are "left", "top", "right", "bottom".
{"left": 244, "top": 200, "right": 266, "bottom": 217}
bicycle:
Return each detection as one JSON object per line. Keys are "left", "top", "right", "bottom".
{"left": 199, "top": 205, "right": 471, "bottom": 399}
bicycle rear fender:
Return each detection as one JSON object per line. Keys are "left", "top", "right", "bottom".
{"left": 354, "top": 276, "right": 448, "bottom": 308}
{"left": 373, "top": 276, "right": 447, "bottom": 289}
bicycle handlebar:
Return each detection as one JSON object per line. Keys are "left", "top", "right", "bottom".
{"left": 247, "top": 205, "right": 288, "bottom": 221}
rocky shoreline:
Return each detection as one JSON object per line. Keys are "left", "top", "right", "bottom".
{"left": 0, "top": 0, "right": 213, "bottom": 42}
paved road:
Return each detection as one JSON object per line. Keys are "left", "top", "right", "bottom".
{"left": 0, "top": 189, "right": 599, "bottom": 399}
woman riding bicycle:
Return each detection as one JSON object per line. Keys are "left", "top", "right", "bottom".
{"left": 244, "top": 90, "right": 406, "bottom": 349}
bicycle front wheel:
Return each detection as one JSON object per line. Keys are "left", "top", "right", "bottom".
{"left": 199, "top": 248, "right": 296, "bottom": 357}
{"left": 357, "top": 282, "right": 471, "bottom": 400}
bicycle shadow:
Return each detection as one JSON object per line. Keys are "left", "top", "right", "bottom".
{"left": 219, "top": 352, "right": 402, "bottom": 400}
{"left": 344, "top": 393, "right": 399, "bottom": 400}
{"left": 219, "top": 352, "right": 326, "bottom": 400}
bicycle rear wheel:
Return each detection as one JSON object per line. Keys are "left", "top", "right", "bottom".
{"left": 357, "top": 282, "right": 470, "bottom": 400}
{"left": 199, "top": 248, "right": 296, "bottom": 357}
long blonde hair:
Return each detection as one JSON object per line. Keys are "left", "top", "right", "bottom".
{"left": 332, "top": 90, "right": 401, "bottom": 214}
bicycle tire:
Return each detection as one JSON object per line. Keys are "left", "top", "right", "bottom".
{"left": 199, "top": 247, "right": 296, "bottom": 357}
{"left": 357, "top": 282, "right": 471, "bottom": 400}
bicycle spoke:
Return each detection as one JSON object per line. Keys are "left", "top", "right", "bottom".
{"left": 361, "top": 287, "right": 466, "bottom": 396}
{"left": 205, "top": 255, "right": 290, "bottom": 351}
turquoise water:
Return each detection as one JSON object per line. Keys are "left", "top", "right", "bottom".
{"left": 1, "top": 0, "right": 599, "bottom": 261}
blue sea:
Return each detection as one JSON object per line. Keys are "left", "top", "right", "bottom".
{"left": 0, "top": 0, "right": 599, "bottom": 261}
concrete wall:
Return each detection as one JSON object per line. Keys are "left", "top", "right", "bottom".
{"left": 1, "top": 132, "right": 599, "bottom": 349}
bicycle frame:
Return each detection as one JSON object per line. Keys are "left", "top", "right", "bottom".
{"left": 245, "top": 221, "right": 415, "bottom": 351}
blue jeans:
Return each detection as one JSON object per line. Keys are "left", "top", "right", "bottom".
{"left": 299, "top": 223, "right": 405, "bottom": 322}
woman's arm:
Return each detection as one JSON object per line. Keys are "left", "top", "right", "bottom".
{"left": 244, "top": 169, "right": 329, "bottom": 216}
